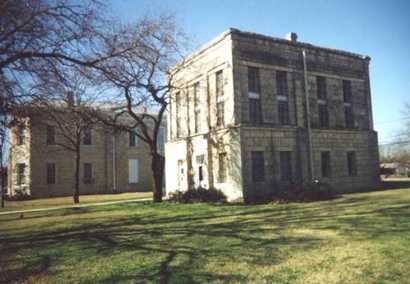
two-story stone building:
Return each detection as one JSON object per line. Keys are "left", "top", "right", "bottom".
{"left": 165, "top": 28, "right": 380, "bottom": 202}
{"left": 8, "top": 112, "right": 165, "bottom": 198}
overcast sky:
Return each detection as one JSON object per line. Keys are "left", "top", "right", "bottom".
{"left": 108, "top": 0, "right": 410, "bottom": 144}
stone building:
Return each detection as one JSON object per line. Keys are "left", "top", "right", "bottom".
{"left": 165, "top": 28, "right": 380, "bottom": 202}
{"left": 8, "top": 113, "right": 165, "bottom": 198}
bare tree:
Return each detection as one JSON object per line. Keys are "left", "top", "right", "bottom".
{"left": 93, "top": 14, "right": 188, "bottom": 202}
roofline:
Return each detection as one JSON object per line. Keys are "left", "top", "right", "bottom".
{"left": 173, "top": 27, "right": 370, "bottom": 70}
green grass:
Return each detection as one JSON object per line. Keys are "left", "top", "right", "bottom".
{"left": 0, "top": 192, "right": 152, "bottom": 212}
{"left": 1, "top": 188, "right": 410, "bottom": 283}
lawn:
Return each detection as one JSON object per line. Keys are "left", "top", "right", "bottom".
{"left": 0, "top": 188, "right": 409, "bottom": 283}
{"left": 0, "top": 192, "right": 152, "bottom": 212}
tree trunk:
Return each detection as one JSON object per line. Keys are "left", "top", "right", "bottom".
{"left": 151, "top": 152, "right": 165, "bottom": 203}
{"left": 73, "top": 146, "right": 80, "bottom": 204}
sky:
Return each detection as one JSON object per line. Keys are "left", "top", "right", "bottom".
{"left": 108, "top": 0, "right": 410, "bottom": 145}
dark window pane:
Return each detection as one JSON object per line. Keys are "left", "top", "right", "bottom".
{"left": 280, "top": 151, "right": 292, "bottom": 181}
{"left": 17, "top": 126, "right": 24, "bottom": 145}
{"left": 198, "top": 166, "right": 203, "bottom": 182}
{"left": 278, "top": 101, "right": 290, "bottom": 125}
{"left": 276, "top": 71, "right": 288, "bottom": 97}
{"left": 17, "top": 163, "right": 25, "bottom": 185}
{"left": 321, "top": 152, "right": 331, "bottom": 178}
{"left": 129, "top": 131, "right": 136, "bottom": 147}
{"left": 343, "top": 80, "right": 352, "bottom": 103}
{"left": 47, "top": 125, "right": 55, "bottom": 145}
{"left": 47, "top": 163, "right": 56, "bottom": 184}
{"left": 83, "top": 128, "right": 92, "bottom": 145}
{"left": 317, "top": 76, "right": 327, "bottom": 100}
{"left": 248, "top": 67, "right": 260, "bottom": 93}
{"left": 83, "top": 163, "right": 93, "bottom": 183}
{"left": 251, "top": 151, "right": 265, "bottom": 182}
{"left": 345, "top": 106, "right": 354, "bottom": 128}
{"left": 318, "top": 104, "right": 329, "bottom": 128}
{"left": 347, "top": 152, "right": 357, "bottom": 176}
{"left": 249, "top": 98, "right": 262, "bottom": 125}
{"left": 216, "top": 70, "right": 223, "bottom": 97}
{"left": 216, "top": 102, "right": 224, "bottom": 127}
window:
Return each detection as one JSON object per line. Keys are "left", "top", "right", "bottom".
{"left": 198, "top": 166, "right": 204, "bottom": 182}
{"left": 83, "top": 128, "right": 92, "bottom": 145}
{"left": 278, "top": 100, "right": 290, "bottom": 125}
{"left": 193, "top": 82, "right": 201, "bottom": 133}
{"left": 216, "top": 102, "right": 224, "bottom": 127}
{"left": 218, "top": 153, "right": 227, "bottom": 183}
{"left": 175, "top": 92, "right": 182, "bottom": 138}
{"left": 251, "top": 151, "right": 265, "bottom": 182}
{"left": 17, "top": 126, "right": 24, "bottom": 145}
{"left": 16, "top": 163, "right": 25, "bottom": 185}
{"left": 47, "top": 125, "right": 55, "bottom": 145}
{"left": 317, "top": 76, "right": 327, "bottom": 100}
{"left": 249, "top": 98, "right": 262, "bottom": 125}
{"left": 128, "top": 159, "right": 139, "bottom": 183}
{"left": 347, "top": 151, "right": 357, "bottom": 176}
{"left": 280, "top": 151, "right": 292, "bottom": 181}
{"left": 47, "top": 163, "right": 56, "bottom": 184}
{"left": 83, "top": 163, "right": 93, "bottom": 183}
{"left": 129, "top": 130, "right": 137, "bottom": 147}
{"left": 343, "top": 80, "right": 352, "bottom": 103}
{"left": 248, "top": 67, "right": 260, "bottom": 94}
{"left": 157, "top": 127, "right": 165, "bottom": 151}
{"left": 318, "top": 103, "right": 329, "bottom": 128}
{"left": 343, "top": 80, "right": 354, "bottom": 128}
{"left": 321, "top": 152, "right": 331, "bottom": 178}
{"left": 216, "top": 71, "right": 224, "bottom": 127}
{"left": 216, "top": 70, "right": 223, "bottom": 97}
{"left": 276, "top": 71, "right": 288, "bottom": 97}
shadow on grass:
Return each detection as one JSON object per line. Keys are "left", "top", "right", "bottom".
{"left": 1, "top": 190, "right": 410, "bottom": 283}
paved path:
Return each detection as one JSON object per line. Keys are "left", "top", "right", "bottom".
{"left": 0, "top": 197, "right": 152, "bottom": 216}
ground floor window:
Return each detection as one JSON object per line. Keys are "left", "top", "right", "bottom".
{"left": 321, "top": 151, "right": 331, "bottom": 178}
{"left": 47, "top": 163, "right": 56, "bottom": 184}
{"left": 83, "top": 163, "right": 93, "bottom": 183}
{"left": 128, "top": 159, "right": 139, "bottom": 183}
{"left": 280, "top": 151, "right": 292, "bottom": 181}
{"left": 16, "top": 163, "right": 26, "bottom": 185}
{"left": 347, "top": 151, "right": 357, "bottom": 176}
{"left": 251, "top": 151, "right": 265, "bottom": 182}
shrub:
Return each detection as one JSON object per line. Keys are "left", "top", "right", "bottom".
{"left": 6, "top": 187, "right": 33, "bottom": 201}
{"left": 168, "top": 187, "right": 227, "bottom": 203}
{"left": 271, "top": 180, "right": 337, "bottom": 203}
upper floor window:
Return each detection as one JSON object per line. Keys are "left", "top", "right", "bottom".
{"left": 317, "top": 76, "right": 327, "bottom": 100}
{"left": 251, "top": 151, "right": 265, "bottom": 182}
{"left": 280, "top": 151, "right": 293, "bottom": 181}
{"left": 343, "top": 80, "right": 354, "bottom": 128}
{"left": 193, "top": 82, "right": 201, "bottom": 132}
{"left": 318, "top": 103, "right": 329, "bottom": 128}
{"left": 129, "top": 130, "right": 137, "bottom": 147}
{"left": 347, "top": 151, "right": 357, "bottom": 176}
{"left": 47, "top": 125, "right": 55, "bottom": 145}
{"left": 83, "top": 128, "right": 92, "bottom": 145}
{"left": 216, "top": 101, "right": 224, "bottom": 127}
{"left": 216, "top": 70, "right": 223, "bottom": 97}
{"left": 175, "top": 91, "right": 182, "bottom": 138}
{"left": 17, "top": 126, "right": 24, "bottom": 145}
{"left": 276, "top": 71, "right": 288, "bottom": 97}
{"left": 321, "top": 151, "right": 331, "bottom": 178}
{"left": 16, "top": 163, "right": 26, "bottom": 185}
{"left": 47, "top": 163, "right": 56, "bottom": 184}
{"left": 248, "top": 67, "right": 260, "bottom": 94}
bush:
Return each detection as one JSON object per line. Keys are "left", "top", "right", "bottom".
{"left": 271, "top": 180, "right": 337, "bottom": 203}
{"left": 6, "top": 187, "right": 33, "bottom": 201}
{"left": 168, "top": 187, "right": 227, "bottom": 203}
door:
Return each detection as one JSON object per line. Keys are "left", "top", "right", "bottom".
{"left": 177, "top": 160, "right": 186, "bottom": 191}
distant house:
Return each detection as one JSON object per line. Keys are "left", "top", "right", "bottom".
{"left": 8, "top": 111, "right": 166, "bottom": 198}
{"left": 380, "top": 162, "right": 409, "bottom": 176}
